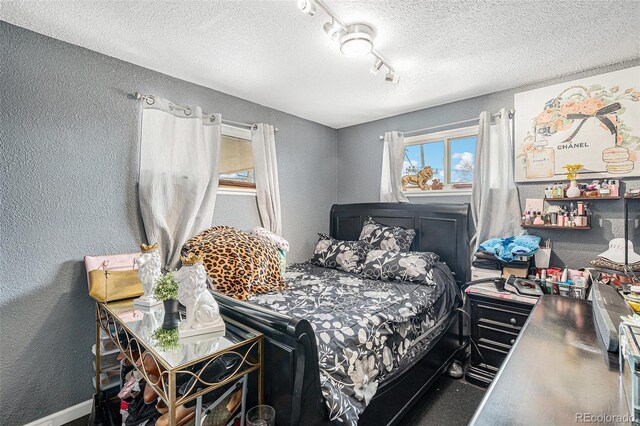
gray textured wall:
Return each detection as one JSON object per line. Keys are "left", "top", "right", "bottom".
{"left": 0, "top": 22, "right": 336, "bottom": 423}
{"left": 337, "top": 59, "right": 640, "bottom": 268}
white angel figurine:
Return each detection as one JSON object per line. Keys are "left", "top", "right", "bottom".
{"left": 174, "top": 253, "right": 225, "bottom": 337}
{"left": 134, "top": 243, "right": 162, "bottom": 306}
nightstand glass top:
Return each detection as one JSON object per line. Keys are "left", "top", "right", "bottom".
{"left": 99, "top": 299, "right": 259, "bottom": 369}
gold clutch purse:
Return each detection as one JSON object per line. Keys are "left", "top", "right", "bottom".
{"left": 85, "top": 253, "right": 144, "bottom": 302}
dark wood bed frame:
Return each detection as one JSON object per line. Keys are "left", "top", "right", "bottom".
{"left": 212, "top": 203, "right": 472, "bottom": 425}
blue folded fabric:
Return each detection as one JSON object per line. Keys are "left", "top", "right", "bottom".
{"left": 478, "top": 235, "right": 541, "bottom": 262}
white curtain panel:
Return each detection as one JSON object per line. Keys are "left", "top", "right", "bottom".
{"left": 470, "top": 108, "right": 522, "bottom": 255}
{"left": 380, "top": 131, "right": 409, "bottom": 203}
{"left": 251, "top": 123, "right": 282, "bottom": 235}
{"left": 138, "top": 96, "right": 221, "bottom": 270}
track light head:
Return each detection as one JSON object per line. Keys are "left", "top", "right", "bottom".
{"left": 385, "top": 71, "right": 399, "bottom": 83}
{"left": 297, "top": 0, "right": 316, "bottom": 16}
{"left": 370, "top": 59, "right": 383, "bottom": 75}
{"left": 323, "top": 20, "right": 341, "bottom": 42}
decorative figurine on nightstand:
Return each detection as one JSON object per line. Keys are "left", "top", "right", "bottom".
{"left": 134, "top": 243, "right": 163, "bottom": 307}
{"left": 175, "top": 253, "right": 225, "bottom": 337}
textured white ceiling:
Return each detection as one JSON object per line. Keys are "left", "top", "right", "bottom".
{"left": 2, "top": 1, "right": 639, "bottom": 128}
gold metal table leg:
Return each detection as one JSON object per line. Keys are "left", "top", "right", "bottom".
{"left": 168, "top": 370, "right": 176, "bottom": 426}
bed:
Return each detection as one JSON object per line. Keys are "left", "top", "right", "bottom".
{"left": 211, "top": 202, "right": 472, "bottom": 425}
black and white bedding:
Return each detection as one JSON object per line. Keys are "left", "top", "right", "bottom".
{"left": 249, "top": 261, "right": 460, "bottom": 425}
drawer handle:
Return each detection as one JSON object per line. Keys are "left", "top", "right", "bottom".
{"left": 509, "top": 318, "right": 517, "bottom": 325}
{"left": 510, "top": 339, "right": 515, "bottom": 345}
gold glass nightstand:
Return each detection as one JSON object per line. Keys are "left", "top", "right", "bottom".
{"left": 95, "top": 299, "right": 263, "bottom": 425}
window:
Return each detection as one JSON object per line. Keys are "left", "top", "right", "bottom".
{"left": 219, "top": 125, "right": 255, "bottom": 190}
{"left": 403, "top": 125, "right": 478, "bottom": 193}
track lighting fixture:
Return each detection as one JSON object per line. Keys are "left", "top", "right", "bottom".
{"left": 297, "top": 0, "right": 316, "bottom": 16}
{"left": 296, "top": 0, "right": 399, "bottom": 82}
{"left": 370, "top": 59, "right": 383, "bottom": 75}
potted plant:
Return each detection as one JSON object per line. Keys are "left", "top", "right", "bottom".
{"left": 563, "top": 163, "right": 584, "bottom": 198}
{"left": 154, "top": 272, "right": 180, "bottom": 329}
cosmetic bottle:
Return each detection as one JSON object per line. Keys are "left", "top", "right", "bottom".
{"left": 610, "top": 180, "right": 619, "bottom": 197}
{"left": 545, "top": 187, "right": 553, "bottom": 198}
{"left": 533, "top": 212, "right": 544, "bottom": 225}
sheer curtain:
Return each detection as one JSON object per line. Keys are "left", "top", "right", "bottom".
{"left": 252, "top": 123, "right": 282, "bottom": 235}
{"left": 380, "top": 131, "right": 409, "bottom": 203}
{"left": 138, "top": 96, "right": 221, "bottom": 270}
{"left": 470, "top": 109, "right": 522, "bottom": 255}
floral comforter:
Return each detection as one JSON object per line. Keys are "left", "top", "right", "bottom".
{"left": 249, "top": 261, "right": 460, "bottom": 425}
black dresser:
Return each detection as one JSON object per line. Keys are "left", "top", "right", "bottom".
{"left": 470, "top": 295, "right": 628, "bottom": 425}
{"left": 465, "top": 287, "right": 536, "bottom": 387}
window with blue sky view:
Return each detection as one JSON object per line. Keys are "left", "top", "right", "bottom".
{"left": 449, "top": 136, "right": 476, "bottom": 182}
{"left": 403, "top": 135, "right": 477, "bottom": 185}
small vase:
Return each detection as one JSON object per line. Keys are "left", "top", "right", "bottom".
{"left": 161, "top": 299, "right": 180, "bottom": 330}
{"left": 566, "top": 180, "right": 581, "bottom": 198}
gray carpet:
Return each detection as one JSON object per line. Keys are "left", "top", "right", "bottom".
{"left": 400, "top": 376, "right": 486, "bottom": 425}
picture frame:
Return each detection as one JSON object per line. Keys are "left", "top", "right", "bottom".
{"left": 514, "top": 67, "right": 640, "bottom": 183}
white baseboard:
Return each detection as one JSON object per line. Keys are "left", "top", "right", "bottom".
{"left": 24, "top": 399, "right": 92, "bottom": 426}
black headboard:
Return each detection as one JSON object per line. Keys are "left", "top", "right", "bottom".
{"left": 330, "top": 203, "right": 473, "bottom": 286}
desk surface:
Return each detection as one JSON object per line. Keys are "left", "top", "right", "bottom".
{"left": 470, "top": 295, "right": 629, "bottom": 425}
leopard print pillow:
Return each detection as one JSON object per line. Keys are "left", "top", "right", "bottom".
{"left": 182, "top": 226, "right": 286, "bottom": 300}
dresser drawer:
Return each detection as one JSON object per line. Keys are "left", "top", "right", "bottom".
{"left": 477, "top": 322, "right": 519, "bottom": 348}
{"left": 476, "top": 340, "right": 510, "bottom": 369}
{"left": 476, "top": 302, "right": 530, "bottom": 329}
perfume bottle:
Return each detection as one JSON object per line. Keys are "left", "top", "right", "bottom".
{"left": 533, "top": 212, "right": 544, "bottom": 225}
{"left": 544, "top": 187, "right": 553, "bottom": 198}
{"left": 526, "top": 139, "right": 555, "bottom": 180}
{"left": 554, "top": 183, "right": 563, "bottom": 198}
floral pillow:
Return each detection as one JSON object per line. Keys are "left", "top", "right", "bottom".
{"left": 311, "top": 234, "right": 372, "bottom": 274}
{"left": 358, "top": 217, "right": 416, "bottom": 252}
{"left": 361, "top": 250, "right": 440, "bottom": 283}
